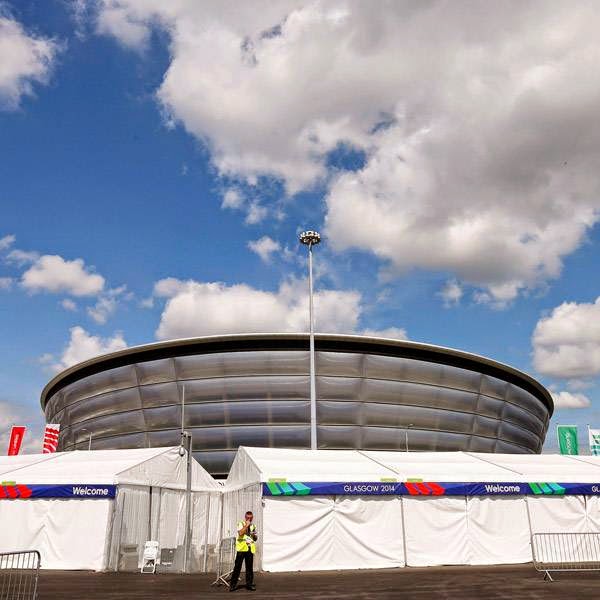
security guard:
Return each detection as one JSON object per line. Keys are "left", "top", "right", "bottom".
{"left": 229, "top": 510, "right": 257, "bottom": 592}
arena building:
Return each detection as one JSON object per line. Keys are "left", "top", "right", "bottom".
{"left": 40, "top": 334, "right": 553, "bottom": 477}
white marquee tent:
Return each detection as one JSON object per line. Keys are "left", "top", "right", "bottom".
{"left": 0, "top": 447, "right": 220, "bottom": 571}
{"left": 224, "top": 447, "right": 600, "bottom": 572}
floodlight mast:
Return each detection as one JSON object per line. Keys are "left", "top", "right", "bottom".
{"left": 299, "top": 230, "right": 321, "bottom": 451}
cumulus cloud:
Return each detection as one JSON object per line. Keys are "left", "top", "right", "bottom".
{"left": 361, "top": 327, "right": 408, "bottom": 340}
{"left": 0, "top": 234, "right": 15, "bottom": 250}
{"left": 154, "top": 277, "right": 361, "bottom": 340}
{"left": 49, "top": 325, "right": 127, "bottom": 372}
{"left": 221, "top": 188, "right": 244, "bottom": 210}
{"left": 0, "top": 14, "right": 58, "bottom": 109}
{"left": 245, "top": 202, "right": 268, "bottom": 225}
{"left": 6, "top": 248, "right": 40, "bottom": 266}
{"left": 0, "top": 400, "right": 44, "bottom": 454}
{"left": 0, "top": 277, "right": 12, "bottom": 290}
{"left": 551, "top": 391, "right": 591, "bottom": 409}
{"left": 153, "top": 277, "right": 188, "bottom": 298}
{"left": 439, "top": 280, "right": 463, "bottom": 308}
{"left": 93, "top": 1, "right": 600, "bottom": 302}
{"left": 95, "top": 2, "right": 150, "bottom": 49}
{"left": 61, "top": 298, "right": 77, "bottom": 311}
{"left": 532, "top": 297, "right": 600, "bottom": 379}
{"left": 21, "top": 254, "right": 105, "bottom": 296}
{"left": 86, "top": 285, "right": 130, "bottom": 324}
{"left": 248, "top": 236, "right": 281, "bottom": 263}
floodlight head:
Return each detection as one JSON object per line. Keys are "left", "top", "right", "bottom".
{"left": 299, "top": 230, "right": 321, "bottom": 246}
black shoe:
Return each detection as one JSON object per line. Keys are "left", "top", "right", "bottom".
{"left": 229, "top": 584, "right": 239, "bottom": 592}
{"left": 246, "top": 584, "right": 256, "bottom": 591}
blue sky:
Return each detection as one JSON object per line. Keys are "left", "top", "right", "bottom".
{"left": 1, "top": 1, "right": 600, "bottom": 452}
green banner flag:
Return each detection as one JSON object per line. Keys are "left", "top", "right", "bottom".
{"left": 557, "top": 425, "right": 579, "bottom": 455}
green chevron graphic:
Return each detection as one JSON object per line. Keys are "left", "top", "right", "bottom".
{"left": 529, "top": 482, "right": 565, "bottom": 495}
{"left": 266, "top": 482, "right": 311, "bottom": 496}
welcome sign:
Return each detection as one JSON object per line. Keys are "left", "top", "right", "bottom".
{"left": 0, "top": 484, "right": 117, "bottom": 499}
{"left": 263, "top": 481, "right": 600, "bottom": 497}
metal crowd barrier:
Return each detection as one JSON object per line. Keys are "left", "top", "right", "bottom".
{"left": 211, "top": 537, "right": 236, "bottom": 587}
{"left": 0, "top": 550, "right": 41, "bottom": 600}
{"left": 531, "top": 532, "right": 600, "bottom": 581}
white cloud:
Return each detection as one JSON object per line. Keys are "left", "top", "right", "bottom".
{"left": 221, "top": 188, "right": 244, "bottom": 210}
{"left": 0, "top": 400, "right": 44, "bottom": 454}
{"left": 532, "top": 297, "right": 600, "bottom": 379}
{"left": 0, "top": 234, "right": 15, "bottom": 250}
{"left": 440, "top": 280, "right": 463, "bottom": 308}
{"left": 0, "top": 15, "right": 58, "bottom": 109}
{"left": 245, "top": 202, "right": 268, "bottom": 225}
{"left": 95, "top": 3, "right": 150, "bottom": 50}
{"left": 86, "top": 285, "right": 129, "bottom": 324}
{"left": 248, "top": 236, "right": 281, "bottom": 263}
{"left": 50, "top": 325, "right": 127, "bottom": 372}
{"left": 21, "top": 254, "right": 105, "bottom": 296}
{"left": 61, "top": 298, "right": 77, "bottom": 311}
{"left": 551, "top": 391, "right": 591, "bottom": 409}
{"left": 361, "top": 327, "right": 408, "bottom": 340}
{"left": 139, "top": 296, "right": 154, "bottom": 309}
{"left": 154, "top": 277, "right": 361, "bottom": 340}
{"left": 94, "top": 1, "right": 600, "bottom": 302}
{"left": 0, "top": 276, "right": 12, "bottom": 290}
{"left": 6, "top": 248, "right": 39, "bottom": 265}
{"left": 153, "top": 277, "right": 188, "bottom": 298}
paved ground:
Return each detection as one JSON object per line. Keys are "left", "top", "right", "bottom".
{"left": 35, "top": 565, "right": 600, "bottom": 600}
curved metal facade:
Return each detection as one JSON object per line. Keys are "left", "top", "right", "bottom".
{"left": 41, "top": 334, "right": 553, "bottom": 477}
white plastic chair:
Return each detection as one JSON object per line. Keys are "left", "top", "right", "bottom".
{"left": 141, "top": 541, "right": 160, "bottom": 574}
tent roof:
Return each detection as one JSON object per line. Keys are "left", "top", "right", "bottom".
{"left": 225, "top": 447, "right": 600, "bottom": 486}
{"left": 0, "top": 447, "right": 219, "bottom": 490}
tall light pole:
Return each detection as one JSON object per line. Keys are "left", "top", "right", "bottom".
{"left": 299, "top": 230, "right": 321, "bottom": 451}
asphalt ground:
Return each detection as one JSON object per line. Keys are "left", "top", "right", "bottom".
{"left": 36, "top": 565, "right": 600, "bottom": 599}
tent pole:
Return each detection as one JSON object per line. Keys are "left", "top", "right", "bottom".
{"left": 525, "top": 496, "right": 534, "bottom": 561}
{"left": 203, "top": 493, "right": 211, "bottom": 573}
{"left": 399, "top": 497, "right": 408, "bottom": 567}
{"left": 183, "top": 432, "right": 193, "bottom": 573}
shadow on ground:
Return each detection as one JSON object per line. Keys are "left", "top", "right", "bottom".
{"left": 37, "top": 565, "right": 600, "bottom": 599}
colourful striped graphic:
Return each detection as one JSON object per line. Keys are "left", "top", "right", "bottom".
{"left": 528, "top": 482, "right": 565, "bottom": 495}
{"left": 266, "top": 482, "right": 312, "bottom": 496}
{"left": 0, "top": 484, "right": 32, "bottom": 499}
{"left": 404, "top": 482, "right": 446, "bottom": 496}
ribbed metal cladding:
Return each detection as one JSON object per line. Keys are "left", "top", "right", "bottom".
{"left": 41, "top": 335, "right": 553, "bottom": 477}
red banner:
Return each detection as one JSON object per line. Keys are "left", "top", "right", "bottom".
{"left": 7, "top": 426, "right": 26, "bottom": 456}
{"left": 42, "top": 424, "right": 60, "bottom": 454}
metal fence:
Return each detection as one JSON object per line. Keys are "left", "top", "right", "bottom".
{"left": 0, "top": 551, "right": 41, "bottom": 600}
{"left": 212, "top": 537, "right": 236, "bottom": 586}
{"left": 531, "top": 532, "right": 600, "bottom": 581}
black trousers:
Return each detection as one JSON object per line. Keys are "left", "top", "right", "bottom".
{"left": 230, "top": 550, "right": 254, "bottom": 587}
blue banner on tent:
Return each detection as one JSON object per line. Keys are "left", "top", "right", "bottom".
{"left": 263, "top": 481, "right": 600, "bottom": 497}
{"left": 0, "top": 483, "right": 117, "bottom": 499}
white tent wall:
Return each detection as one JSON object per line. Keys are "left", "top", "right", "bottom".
{"left": 224, "top": 448, "right": 600, "bottom": 573}
{"left": 526, "top": 496, "right": 589, "bottom": 534}
{"left": 587, "top": 496, "right": 600, "bottom": 530}
{"left": 0, "top": 498, "right": 111, "bottom": 570}
{"left": 191, "top": 491, "right": 222, "bottom": 572}
{"left": 0, "top": 447, "right": 221, "bottom": 573}
{"left": 467, "top": 497, "right": 531, "bottom": 565}
{"left": 262, "top": 495, "right": 405, "bottom": 572}
{"left": 403, "top": 497, "right": 470, "bottom": 567}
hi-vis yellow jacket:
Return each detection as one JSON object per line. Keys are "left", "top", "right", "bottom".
{"left": 236, "top": 521, "right": 257, "bottom": 553}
